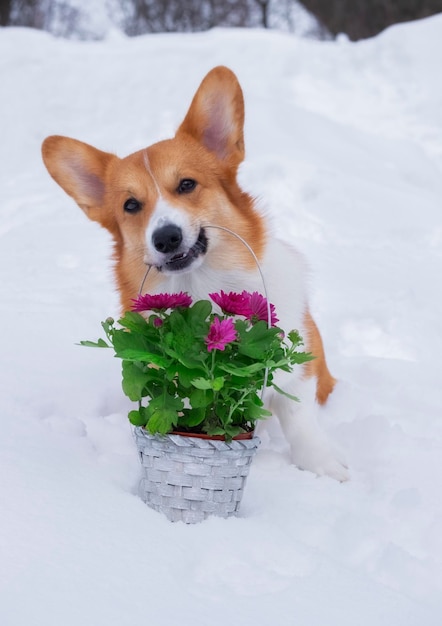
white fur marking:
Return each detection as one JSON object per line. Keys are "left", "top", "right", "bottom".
{"left": 143, "top": 150, "right": 162, "bottom": 197}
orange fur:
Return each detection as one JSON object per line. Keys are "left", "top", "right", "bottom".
{"left": 303, "top": 310, "right": 337, "bottom": 404}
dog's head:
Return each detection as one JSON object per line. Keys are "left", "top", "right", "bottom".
{"left": 42, "top": 66, "right": 264, "bottom": 306}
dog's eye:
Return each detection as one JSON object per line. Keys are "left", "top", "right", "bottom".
{"left": 124, "top": 198, "right": 142, "bottom": 214}
{"left": 177, "top": 179, "right": 197, "bottom": 194}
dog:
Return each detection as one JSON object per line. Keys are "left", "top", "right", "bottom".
{"left": 42, "top": 66, "right": 348, "bottom": 481}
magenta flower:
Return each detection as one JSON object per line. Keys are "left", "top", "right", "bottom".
{"left": 209, "top": 290, "right": 279, "bottom": 326}
{"left": 243, "top": 291, "right": 279, "bottom": 326}
{"left": 131, "top": 292, "right": 192, "bottom": 312}
{"left": 205, "top": 317, "right": 237, "bottom": 352}
{"left": 209, "top": 291, "right": 250, "bottom": 316}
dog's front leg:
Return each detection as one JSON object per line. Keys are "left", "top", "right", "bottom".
{"left": 269, "top": 376, "right": 349, "bottom": 482}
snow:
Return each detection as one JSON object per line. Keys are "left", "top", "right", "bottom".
{"left": 1, "top": 16, "right": 442, "bottom": 625}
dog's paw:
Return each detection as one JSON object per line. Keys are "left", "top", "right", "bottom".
{"left": 311, "top": 456, "right": 350, "bottom": 483}
{"left": 291, "top": 445, "right": 350, "bottom": 482}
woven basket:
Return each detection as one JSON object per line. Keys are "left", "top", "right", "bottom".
{"left": 133, "top": 427, "right": 260, "bottom": 524}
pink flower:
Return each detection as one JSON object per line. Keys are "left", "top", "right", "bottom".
{"left": 209, "top": 290, "right": 279, "bottom": 326}
{"left": 205, "top": 317, "right": 237, "bottom": 352}
{"left": 131, "top": 292, "right": 192, "bottom": 312}
{"left": 243, "top": 291, "right": 279, "bottom": 326}
{"left": 209, "top": 291, "right": 250, "bottom": 316}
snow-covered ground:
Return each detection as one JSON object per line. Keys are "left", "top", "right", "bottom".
{"left": 1, "top": 16, "right": 442, "bottom": 626}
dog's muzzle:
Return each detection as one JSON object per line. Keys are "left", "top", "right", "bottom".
{"left": 153, "top": 226, "right": 208, "bottom": 272}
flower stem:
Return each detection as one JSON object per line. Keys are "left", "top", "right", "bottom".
{"left": 227, "top": 386, "right": 252, "bottom": 423}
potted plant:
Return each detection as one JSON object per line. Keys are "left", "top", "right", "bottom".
{"left": 82, "top": 290, "right": 312, "bottom": 523}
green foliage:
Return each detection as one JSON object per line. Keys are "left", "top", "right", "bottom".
{"left": 82, "top": 294, "right": 313, "bottom": 440}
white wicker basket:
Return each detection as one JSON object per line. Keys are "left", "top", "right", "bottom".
{"left": 133, "top": 427, "right": 260, "bottom": 524}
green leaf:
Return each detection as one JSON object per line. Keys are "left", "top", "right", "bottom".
{"left": 183, "top": 300, "right": 212, "bottom": 336}
{"left": 145, "top": 393, "right": 183, "bottom": 435}
{"left": 116, "top": 349, "right": 171, "bottom": 367}
{"left": 191, "top": 376, "right": 225, "bottom": 391}
{"left": 243, "top": 393, "right": 272, "bottom": 419}
{"left": 168, "top": 309, "right": 193, "bottom": 345}
{"left": 205, "top": 425, "right": 245, "bottom": 441}
{"left": 212, "top": 376, "right": 225, "bottom": 391}
{"left": 189, "top": 387, "right": 213, "bottom": 409}
{"left": 288, "top": 352, "right": 316, "bottom": 365}
{"left": 190, "top": 377, "right": 212, "bottom": 390}
{"left": 163, "top": 344, "right": 206, "bottom": 369}
{"left": 118, "top": 311, "right": 151, "bottom": 334}
{"left": 121, "top": 361, "right": 149, "bottom": 401}
{"left": 79, "top": 339, "right": 110, "bottom": 348}
{"left": 146, "top": 410, "right": 175, "bottom": 435}
{"left": 219, "top": 361, "right": 267, "bottom": 377}
{"left": 128, "top": 409, "right": 147, "bottom": 427}
{"left": 179, "top": 407, "right": 207, "bottom": 428}
{"left": 272, "top": 383, "right": 300, "bottom": 403}
{"left": 237, "top": 321, "right": 280, "bottom": 359}
{"left": 110, "top": 328, "right": 169, "bottom": 365}
{"left": 174, "top": 364, "right": 206, "bottom": 388}
{"left": 165, "top": 308, "right": 209, "bottom": 367}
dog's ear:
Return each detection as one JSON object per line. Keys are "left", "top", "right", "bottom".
{"left": 42, "top": 135, "right": 115, "bottom": 224}
{"left": 176, "top": 66, "right": 245, "bottom": 170}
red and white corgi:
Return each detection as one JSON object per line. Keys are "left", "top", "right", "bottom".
{"left": 42, "top": 66, "right": 348, "bottom": 481}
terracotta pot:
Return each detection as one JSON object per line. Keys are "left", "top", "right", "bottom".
{"left": 171, "top": 430, "right": 254, "bottom": 441}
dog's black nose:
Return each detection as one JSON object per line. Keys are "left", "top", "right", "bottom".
{"left": 152, "top": 224, "right": 183, "bottom": 253}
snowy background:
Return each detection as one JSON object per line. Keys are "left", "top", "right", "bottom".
{"left": 1, "top": 14, "right": 442, "bottom": 626}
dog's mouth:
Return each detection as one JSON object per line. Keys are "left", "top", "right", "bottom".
{"left": 158, "top": 228, "right": 208, "bottom": 273}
